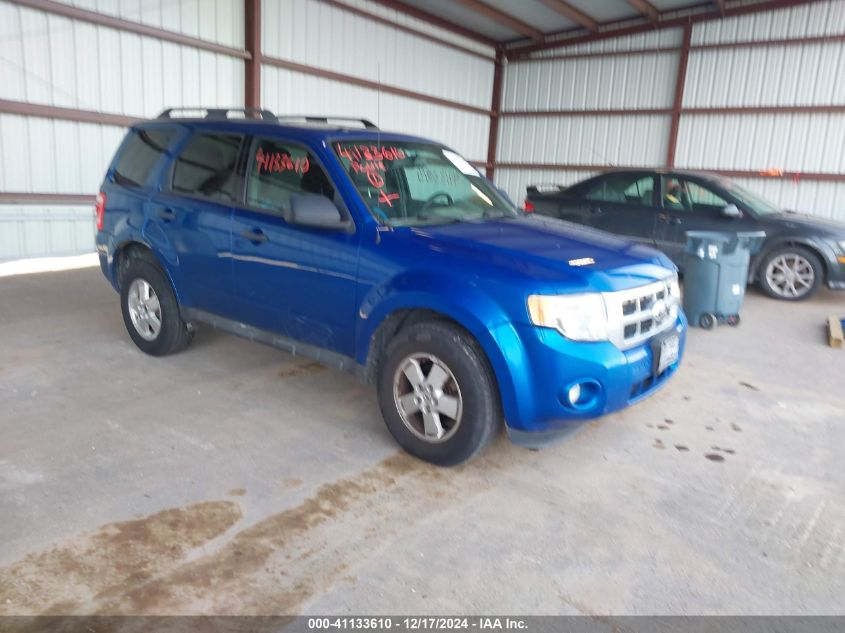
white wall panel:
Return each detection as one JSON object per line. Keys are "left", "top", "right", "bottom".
{"left": 498, "top": 115, "right": 670, "bottom": 167}
{"left": 339, "top": 0, "right": 495, "bottom": 58}
{"left": 494, "top": 168, "right": 595, "bottom": 208}
{"left": 262, "top": 66, "right": 490, "bottom": 162}
{"left": 47, "top": 0, "right": 245, "bottom": 48}
{"left": 0, "top": 207, "right": 95, "bottom": 260}
{"left": 675, "top": 113, "right": 845, "bottom": 175}
{"left": 0, "top": 4, "right": 245, "bottom": 118}
{"left": 503, "top": 52, "right": 678, "bottom": 111}
{"left": 262, "top": 0, "right": 494, "bottom": 111}
{"left": 531, "top": 28, "right": 683, "bottom": 59}
{"left": 693, "top": 0, "right": 845, "bottom": 45}
{"left": 685, "top": 43, "right": 845, "bottom": 107}
{"left": 0, "top": 115, "right": 126, "bottom": 194}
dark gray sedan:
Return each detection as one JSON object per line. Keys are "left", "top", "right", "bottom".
{"left": 526, "top": 170, "right": 845, "bottom": 301}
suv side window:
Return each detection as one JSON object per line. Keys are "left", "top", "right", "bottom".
{"left": 114, "top": 127, "right": 175, "bottom": 187}
{"left": 245, "top": 138, "right": 334, "bottom": 213}
{"left": 171, "top": 133, "right": 244, "bottom": 203}
{"left": 586, "top": 174, "right": 654, "bottom": 206}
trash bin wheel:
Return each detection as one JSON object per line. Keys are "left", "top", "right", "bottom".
{"left": 699, "top": 313, "right": 717, "bottom": 330}
{"left": 726, "top": 314, "right": 741, "bottom": 327}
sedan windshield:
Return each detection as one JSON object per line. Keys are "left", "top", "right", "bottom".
{"left": 333, "top": 140, "right": 517, "bottom": 226}
{"left": 718, "top": 179, "right": 782, "bottom": 215}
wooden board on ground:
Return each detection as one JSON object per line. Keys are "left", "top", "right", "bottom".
{"left": 828, "top": 316, "right": 844, "bottom": 348}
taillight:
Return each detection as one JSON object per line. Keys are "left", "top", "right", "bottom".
{"left": 523, "top": 200, "right": 535, "bottom": 213}
{"left": 95, "top": 192, "right": 106, "bottom": 231}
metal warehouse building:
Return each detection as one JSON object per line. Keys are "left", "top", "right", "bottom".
{"left": 1, "top": 1, "right": 844, "bottom": 261}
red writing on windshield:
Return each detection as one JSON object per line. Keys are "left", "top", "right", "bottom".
{"left": 256, "top": 148, "right": 310, "bottom": 175}
{"left": 378, "top": 190, "right": 400, "bottom": 207}
{"left": 351, "top": 160, "right": 385, "bottom": 187}
{"left": 336, "top": 143, "right": 406, "bottom": 163}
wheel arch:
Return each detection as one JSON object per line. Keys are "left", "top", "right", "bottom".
{"left": 751, "top": 239, "right": 827, "bottom": 283}
{"left": 113, "top": 240, "right": 187, "bottom": 305}
{"left": 358, "top": 293, "right": 530, "bottom": 427}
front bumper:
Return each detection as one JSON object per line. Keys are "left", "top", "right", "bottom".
{"left": 827, "top": 256, "right": 845, "bottom": 290}
{"left": 502, "top": 314, "right": 687, "bottom": 446}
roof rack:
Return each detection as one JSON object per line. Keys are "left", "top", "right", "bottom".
{"left": 156, "top": 107, "right": 278, "bottom": 122}
{"left": 276, "top": 115, "right": 379, "bottom": 129}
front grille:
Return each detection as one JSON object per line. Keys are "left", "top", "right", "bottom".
{"left": 603, "top": 277, "right": 679, "bottom": 350}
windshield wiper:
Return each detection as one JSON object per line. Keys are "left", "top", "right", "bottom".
{"left": 415, "top": 214, "right": 465, "bottom": 225}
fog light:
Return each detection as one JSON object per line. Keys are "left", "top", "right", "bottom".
{"left": 568, "top": 383, "right": 582, "bottom": 405}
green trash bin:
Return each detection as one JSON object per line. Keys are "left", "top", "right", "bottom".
{"left": 682, "top": 230, "right": 766, "bottom": 329}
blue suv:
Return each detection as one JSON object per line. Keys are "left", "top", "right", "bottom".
{"left": 96, "top": 108, "right": 687, "bottom": 465}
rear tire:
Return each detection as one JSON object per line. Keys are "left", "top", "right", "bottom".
{"left": 120, "top": 257, "right": 192, "bottom": 356}
{"left": 377, "top": 321, "right": 500, "bottom": 466}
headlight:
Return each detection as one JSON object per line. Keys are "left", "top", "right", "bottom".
{"left": 668, "top": 274, "right": 681, "bottom": 301}
{"left": 527, "top": 293, "right": 608, "bottom": 341}
{"left": 838, "top": 240, "right": 845, "bottom": 253}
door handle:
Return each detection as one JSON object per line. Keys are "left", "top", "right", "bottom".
{"left": 589, "top": 205, "right": 603, "bottom": 215}
{"left": 157, "top": 208, "right": 176, "bottom": 221}
{"left": 241, "top": 229, "right": 268, "bottom": 244}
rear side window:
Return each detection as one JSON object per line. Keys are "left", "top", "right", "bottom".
{"left": 171, "top": 133, "right": 244, "bottom": 203}
{"left": 586, "top": 174, "right": 654, "bottom": 206}
{"left": 245, "top": 137, "right": 334, "bottom": 212}
{"left": 113, "top": 128, "right": 175, "bottom": 187}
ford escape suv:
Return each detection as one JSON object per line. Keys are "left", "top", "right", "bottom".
{"left": 96, "top": 108, "right": 687, "bottom": 465}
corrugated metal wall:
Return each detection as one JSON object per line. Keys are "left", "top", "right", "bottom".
{"left": 676, "top": 0, "right": 845, "bottom": 219}
{"left": 495, "top": 1, "right": 845, "bottom": 221}
{"left": 0, "top": 0, "right": 246, "bottom": 260}
{"left": 260, "top": 0, "right": 495, "bottom": 162}
{"left": 496, "top": 28, "right": 683, "bottom": 206}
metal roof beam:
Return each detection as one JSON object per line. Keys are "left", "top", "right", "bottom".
{"left": 506, "top": 0, "right": 820, "bottom": 58}
{"left": 367, "top": 0, "right": 499, "bottom": 47}
{"left": 454, "top": 0, "right": 545, "bottom": 41}
{"left": 538, "top": 0, "right": 598, "bottom": 32}
{"left": 626, "top": 0, "right": 659, "bottom": 24}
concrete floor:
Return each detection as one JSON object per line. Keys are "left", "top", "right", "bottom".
{"left": 1, "top": 266, "right": 843, "bottom": 616}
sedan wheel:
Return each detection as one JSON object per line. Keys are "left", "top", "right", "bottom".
{"left": 763, "top": 252, "right": 817, "bottom": 299}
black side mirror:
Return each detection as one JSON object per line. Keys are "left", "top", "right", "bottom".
{"left": 285, "top": 194, "right": 352, "bottom": 231}
{"left": 722, "top": 203, "right": 742, "bottom": 219}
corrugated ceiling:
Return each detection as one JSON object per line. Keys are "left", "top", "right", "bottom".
{"left": 397, "top": 0, "right": 722, "bottom": 42}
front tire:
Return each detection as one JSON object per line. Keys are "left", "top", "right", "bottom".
{"left": 120, "top": 257, "right": 192, "bottom": 356}
{"left": 377, "top": 321, "right": 500, "bottom": 466}
{"left": 759, "top": 246, "right": 822, "bottom": 301}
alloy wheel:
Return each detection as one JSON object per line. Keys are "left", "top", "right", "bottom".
{"left": 127, "top": 278, "right": 162, "bottom": 341}
{"left": 764, "top": 253, "right": 815, "bottom": 299}
{"left": 393, "top": 353, "right": 463, "bottom": 443}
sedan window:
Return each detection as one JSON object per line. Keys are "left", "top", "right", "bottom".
{"left": 663, "top": 177, "right": 728, "bottom": 214}
{"left": 586, "top": 174, "right": 654, "bottom": 206}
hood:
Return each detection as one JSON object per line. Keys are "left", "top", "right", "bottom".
{"left": 764, "top": 211, "right": 845, "bottom": 236}
{"left": 396, "top": 216, "right": 675, "bottom": 293}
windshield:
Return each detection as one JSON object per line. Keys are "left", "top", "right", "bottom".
{"left": 333, "top": 140, "right": 517, "bottom": 226}
{"left": 718, "top": 179, "right": 782, "bottom": 215}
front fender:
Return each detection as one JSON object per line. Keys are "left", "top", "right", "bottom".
{"left": 356, "top": 272, "right": 532, "bottom": 427}
{"left": 751, "top": 237, "right": 833, "bottom": 281}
